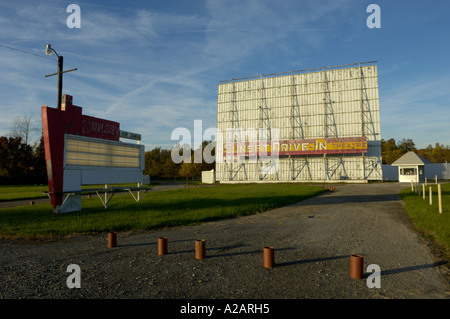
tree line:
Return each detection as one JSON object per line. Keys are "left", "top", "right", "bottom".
{"left": 143, "top": 141, "right": 215, "bottom": 180}
{"left": 1, "top": 115, "right": 449, "bottom": 184}
{"left": 0, "top": 135, "right": 216, "bottom": 184}
{"left": 0, "top": 136, "right": 46, "bottom": 184}
{"left": 0, "top": 115, "right": 46, "bottom": 184}
{"left": 3, "top": 136, "right": 447, "bottom": 184}
{"left": 381, "top": 138, "right": 450, "bottom": 164}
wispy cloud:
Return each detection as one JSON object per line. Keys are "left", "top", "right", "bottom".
{"left": 380, "top": 74, "right": 450, "bottom": 147}
{"left": 0, "top": 0, "right": 362, "bottom": 149}
{"left": 1, "top": 0, "right": 448, "bottom": 151}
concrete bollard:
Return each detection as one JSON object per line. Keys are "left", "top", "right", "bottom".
{"left": 438, "top": 184, "right": 442, "bottom": 214}
{"left": 195, "top": 239, "right": 206, "bottom": 259}
{"left": 108, "top": 231, "right": 117, "bottom": 248}
{"left": 158, "top": 237, "right": 168, "bottom": 255}
{"left": 422, "top": 184, "right": 425, "bottom": 199}
{"left": 350, "top": 254, "right": 364, "bottom": 279}
{"left": 263, "top": 246, "right": 275, "bottom": 269}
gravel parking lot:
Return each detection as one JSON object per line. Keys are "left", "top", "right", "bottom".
{"left": 1, "top": 183, "right": 449, "bottom": 301}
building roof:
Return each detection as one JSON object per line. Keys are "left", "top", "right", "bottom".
{"left": 391, "top": 151, "right": 431, "bottom": 166}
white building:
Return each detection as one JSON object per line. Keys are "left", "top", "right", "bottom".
{"left": 215, "top": 62, "right": 383, "bottom": 183}
{"left": 390, "top": 151, "right": 449, "bottom": 183}
{"left": 391, "top": 151, "right": 429, "bottom": 183}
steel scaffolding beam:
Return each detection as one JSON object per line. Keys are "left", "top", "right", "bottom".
{"left": 359, "top": 64, "right": 377, "bottom": 140}
{"left": 258, "top": 76, "right": 278, "bottom": 180}
{"left": 289, "top": 72, "right": 311, "bottom": 180}
{"left": 225, "top": 80, "right": 247, "bottom": 181}
{"left": 322, "top": 69, "right": 338, "bottom": 138}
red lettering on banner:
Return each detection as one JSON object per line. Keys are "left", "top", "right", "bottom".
{"left": 82, "top": 117, "right": 120, "bottom": 140}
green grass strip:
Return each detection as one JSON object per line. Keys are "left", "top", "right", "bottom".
{"left": 0, "top": 185, "right": 49, "bottom": 202}
{"left": 400, "top": 182, "right": 450, "bottom": 260}
{"left": 0, "top": 183, "right": 328, "bottom": 239}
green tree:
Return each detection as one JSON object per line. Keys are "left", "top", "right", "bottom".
{"left": 162, "top": 158, "right": 180, "bottom": 179}
{"left": 0, "top": 136, "right": 34, "bottom": 182}
{"left": 30, "top": 136, "right": 47, "bottom": 182}
{"left": 397, "top": 138, "right": 416, "bottom": 153}
{"left": 381, "top": 138, "right": 404, "bottom": 164}
{"left": 144, "top": 147, "right": 164, "bottom": 178}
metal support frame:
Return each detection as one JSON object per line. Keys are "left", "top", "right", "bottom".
{"left": 290, "top": 72, "right": 304, "bottom": 140}
{"left": 44, "top": 184, "right": 151, "bottom": 212}
{"left": 326, "top": 156, "right": 349, "bottom": 180}
{"left": 225, "top": 80, "right": 247, "bottom": 181}
{"left": 364, "top": 157, "right": 382, "bottom": 180}
{"left": 258, "top": 76, "right": 278, "bottom": 181}
{"left": 359, "top": 63, "right": 381, "bottom": 181}
{"left": 322, "top": 69, "right": 338, "bottom": 138}
{"left": 95, "top": 184, "right": 150, "bottom": 208}
{"left": 218, "top": 61, "right": 381, "bottom": 183}
{"left": 291, "top": 157, "right": 313, "bottom": 181}
{"left": 359, "top": 63, "right": 377, "bottom": 140}
{"left": 289, "top": 72, "right": 312, "bottom": 180}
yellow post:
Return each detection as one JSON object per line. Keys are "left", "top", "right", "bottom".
{"left": 422, "top": 184, "right": 425, "bottom": 199}
{"left": 438, "top": 184, "right": 442, "bottom": 214}
{"left": 429, "top": 186, "right": 432, "bottom": 205}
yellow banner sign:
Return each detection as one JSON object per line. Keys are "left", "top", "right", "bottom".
{"left": 224, "top": 137, "right": 368, "bottom": 156}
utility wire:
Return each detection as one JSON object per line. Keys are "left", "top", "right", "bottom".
{"left": 0, "top": 43, "right": 55, "bottom": 61}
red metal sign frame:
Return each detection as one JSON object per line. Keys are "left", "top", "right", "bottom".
{"left": 41, "top": 95, "right": 120, "bottom": 210}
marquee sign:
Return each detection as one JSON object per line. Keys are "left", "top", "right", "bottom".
{"left": 224, "top": 137, "right": 368, "bottom": 156}
{"left": 41, "top": 95, "right": 145, "bottom": 213}
{"left": 82, "top": 117, "right": 120, "bottom": 140}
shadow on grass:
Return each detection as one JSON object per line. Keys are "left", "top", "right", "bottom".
{"left": 126, "top": 193, "right": 325, "bottom": 213}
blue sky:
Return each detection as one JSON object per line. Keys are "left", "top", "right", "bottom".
{"left": 0, "top": 0, "right": 449, "bottom": 150}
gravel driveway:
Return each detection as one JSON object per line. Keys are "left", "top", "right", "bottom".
{"left": 1, "top": 183, "right": 449, "bottom": 302}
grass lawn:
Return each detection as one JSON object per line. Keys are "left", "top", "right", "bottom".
{"left": 0, "top": 183, "right": 328, "bottom": 239}
{"left": 0, "top": 183, "right": 161, "bottom": 202}
{"left": 0, "top": 185, "right": 49, "bottom": 202}
{"left": 400, "top": 182, "right": 450, "bottom": 260}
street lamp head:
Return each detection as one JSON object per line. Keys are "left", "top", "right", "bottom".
{"left": 45, "top": 44, "right": 53, "bottom": 56}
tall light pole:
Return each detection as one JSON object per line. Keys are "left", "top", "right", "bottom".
{"left": 45, "top": 44, "right": 77, "bottom": 110}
